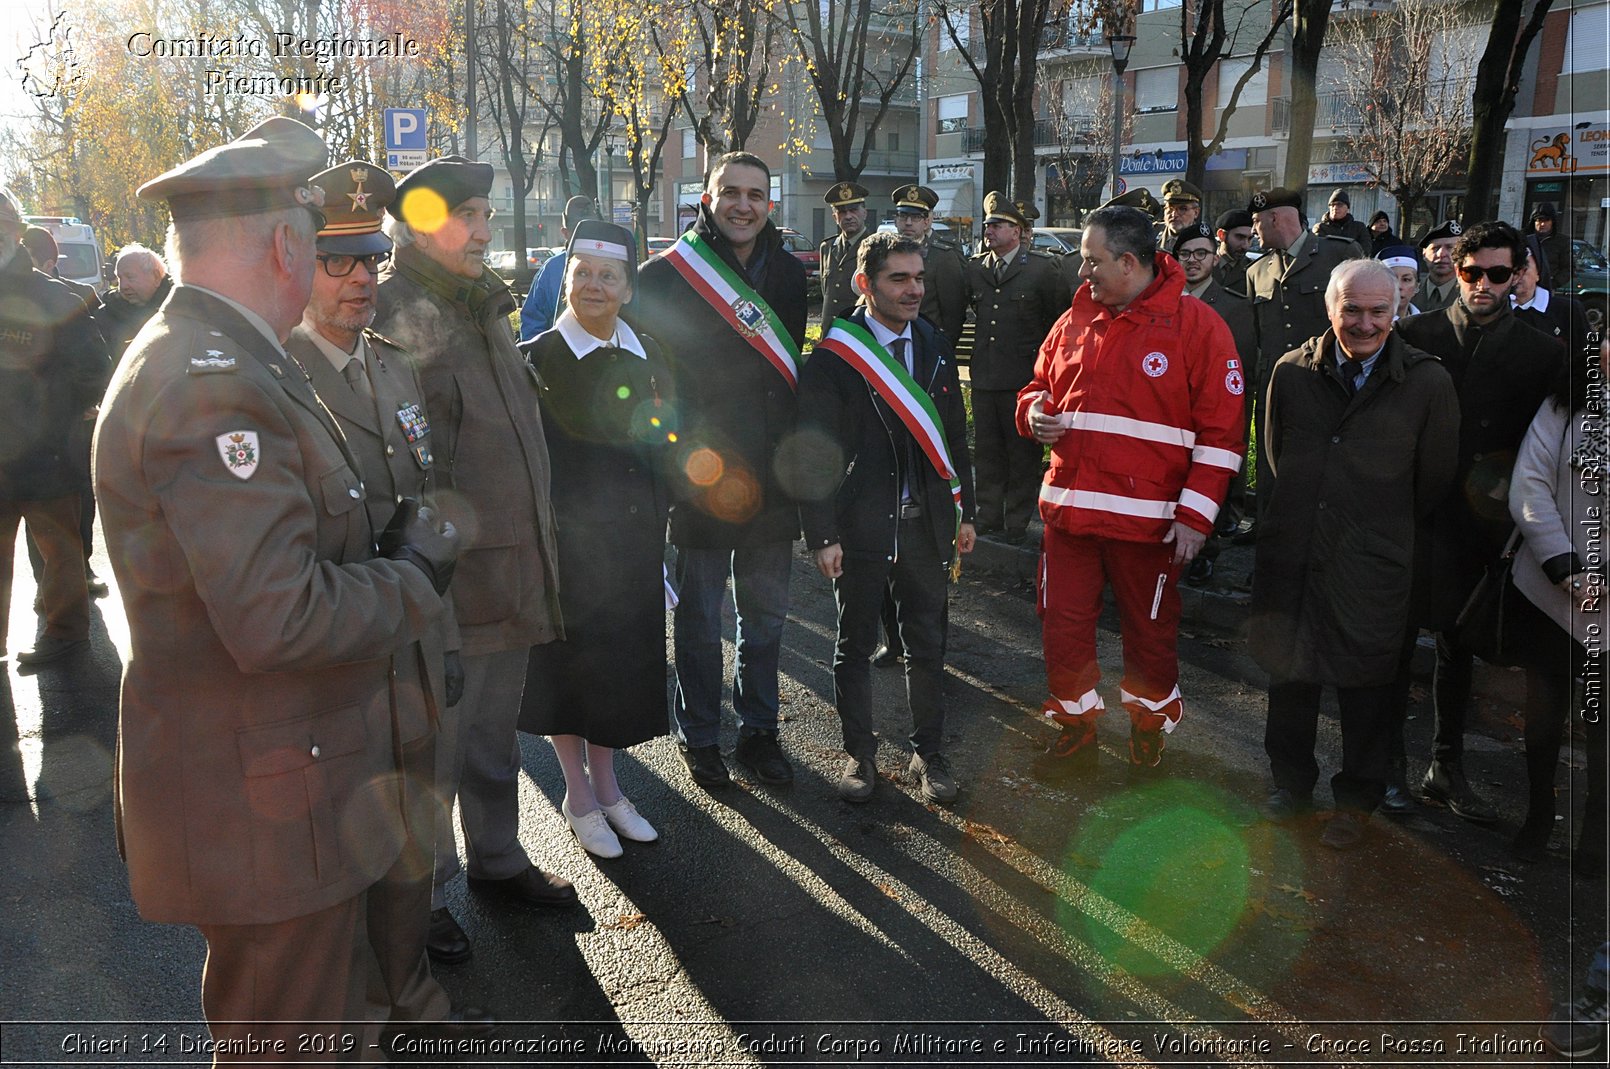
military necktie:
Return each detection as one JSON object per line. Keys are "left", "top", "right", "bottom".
{"left": 342, "top": 356, "right": 373, "bottom": 402}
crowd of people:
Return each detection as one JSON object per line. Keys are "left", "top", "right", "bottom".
{"left": 0, "top": 112, "right": 1603, "bottom": 1059}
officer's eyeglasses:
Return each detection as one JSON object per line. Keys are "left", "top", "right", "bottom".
{"left": 1175, "top": 248, "right": 1215, "bottom": 262}
{"left": 318, "top": 252, "right": 390, "bottom": 278}
{"left": 1455, "top": 264, "right": 1514, "bottom": 284}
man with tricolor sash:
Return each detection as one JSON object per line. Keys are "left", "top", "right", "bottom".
{"left": 1019, "top": 205, "right": 1245, "bottom": 775}
{"left": 636, "top": 151, "right": 809, "bottom": 790}
{"left": 797, "top": 232, "right": 976, "bottom": 804}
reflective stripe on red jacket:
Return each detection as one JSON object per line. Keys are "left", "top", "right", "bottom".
{"left": 1015, "top": 253, "right": 1246, "bottom": 542}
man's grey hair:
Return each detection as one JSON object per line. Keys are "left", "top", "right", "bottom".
{"left": 1325, "top": 258, "right": 1399, "bottom": 313}
{"left": 1084, "top": 206, "right": 1157, "bottom": 265}
{"left": 381, "top": 214, "right": 417, "bottom": 249}
{"left": 166, "top": 207, "right": 317, "bottom": 283}
{"left": 115, "top": 243, "right": 166, "bottom": 277}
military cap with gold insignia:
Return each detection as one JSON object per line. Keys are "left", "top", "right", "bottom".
{"left": 824, "top": 181, "right": 869, "bottom": 208}
{"left": 1161, "top": 178, "right": 1202, "bottom": 205}
{"left": 1247, "top": 187, "right": 1303, "bottom": 215}
{"left": 983, "top": 191, "right": 1035, "bottom": 229}
{"left": 391, "top": 155, "right": 495, "bottom": 230}
{"left": 1099, "top": 187, "right": 1160, "bottom": 218}
{"left": 308, "top": 161, "right": 396, "bottom": 255}
{"left": 892, "top": 183, "right": 939, "bottom": 215}
{"left": 138, "top": 116, "right": 328, "bottom": 226}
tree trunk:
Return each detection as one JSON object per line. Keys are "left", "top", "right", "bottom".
{"left": 1283, "top": 0, "right": 1331, "bottom": 189}
{"left": 1463, "top": 0, "right": 1553, "bottom": 224}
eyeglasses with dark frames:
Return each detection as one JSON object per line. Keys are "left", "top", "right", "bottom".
{"left": 317, "top": 252, "right": 391, "bottom": 278}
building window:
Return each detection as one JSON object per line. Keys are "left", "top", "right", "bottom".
{"left": 1134, "top": 68, "right": 1178, "bottom": 113}
{"left": 1216, "top": 57, "right": 1269, "bottom": 107}
{"left": 888, "top": 129, "right": 900, "bottom": 152}
{"left": 682, "top": 129, "right": 697, "bottom": 159}
{"left": 1563, "top": 3, "right": 1608, "bottom": 73}
{"left": 940, "top": 9, "right": 969, "bottom": 50}
{"left": 937, "top": 94, "right": 969, "bottom": 133}
{"left": 1141, "top": 0, "right": 1182, "bottom": 10}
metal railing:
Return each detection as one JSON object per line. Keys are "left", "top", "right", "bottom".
{"left": 962, "top": 115, "right": 1101, "bottom": 154}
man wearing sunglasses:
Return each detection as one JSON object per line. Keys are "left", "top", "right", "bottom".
{"left": 1395, "top": 221, "right": 1564, "bottom": 823}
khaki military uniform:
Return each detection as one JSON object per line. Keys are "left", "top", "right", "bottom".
{"left": 1414, "top": 276, "right": 1458, "bottom": 313}
{"left": 819, "top": 227, "right": 870, "bottom": 322}
{"left": 919, "top": 235, "right": 969, "bottom": 346}
{"left": 965, "top": 245, "right": 1071, "bottom": 532}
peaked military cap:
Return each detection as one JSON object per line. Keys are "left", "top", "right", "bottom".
{"left": 138, "top": 116, "right": 328, "bottom": 225}
{"left": 1099, "top": 187, "right": 1160, "bottom": 218}
{"left": 392, "top": 156, "right": 495, "bottom": 227}
{"left": 309, "top": 161, "right": 395, "bottom": 256}
{"left": 892, "top": 184, "right": 938, "bottom": 215}
{"left": 1421, "top": 219, "right": 1462, "bottom": 245}
{"left": 1161, "top": 178, "right": 1202, "bottom": 204}
{"left": 1248, "top": 187, "right": 1303, "bottom": 215}
{"left": 824, "top": 181, "right": 869, "bottom": 208}
{"left": 983, "top": 191, "right": 1035, "bottom": 229}
{"left": 1170, "top": 221, "right": 1217, "bottom": 258}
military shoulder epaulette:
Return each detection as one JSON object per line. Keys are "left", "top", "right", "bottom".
{"left": 187, "top": 350, "right": 238, "bottom": 374}
{"left": 363, "top": 328, "right": 409, "bottom": 353}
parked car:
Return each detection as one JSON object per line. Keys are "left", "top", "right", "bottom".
{"left": 486, "top": 249, "right": 519, "bottom": 279}
{"left": 778, "top": 227, "right": 819, "bottom": 281}
{"left": 1031, "top": 227, "right": 1083, "bottom": 256}
{"left": 646, "top": 236, "right": 677, "bottom": 256}
{"left": 1571, "top": 239, "right": 1608, "bottom": 334}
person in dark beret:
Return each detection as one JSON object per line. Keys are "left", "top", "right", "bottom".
{"left": 374, "top": 155, "right": 576, "bottom": 951}
{"left": 1214, "top": 208, "right": 1255, "bottom": 296}
{"left": 96, "top": 117, "right": 474, "bottom": 1046}
{"left": 1416, "top": 219, "right": 1462, "bottom": 312}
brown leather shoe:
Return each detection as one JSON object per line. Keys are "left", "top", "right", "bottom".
{"left": 426, "top": 906, "right": 472, "bottom": 965}
{"left": 467, "top": 865, "right": 578, "bottom": 908}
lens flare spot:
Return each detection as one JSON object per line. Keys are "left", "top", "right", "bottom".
{"left": 684, "top": 448, "right": 724, "bottom": 487}
{"left": 706, "top": 470, "right": 760, "bottom": 524}
{"left": 650, "top": 416, "right": 662, "bottom": 427}
{"left": 667, "top": 432, "right": 678, "bottom": 443}
{"left": 399, "top": 187, "right": 449, "bottom": 234}
{"left": 616, "top": 385, "right": 632, "bottom": 400}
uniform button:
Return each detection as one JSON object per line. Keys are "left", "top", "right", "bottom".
{"left": 386, "top": 445, "right": 395, "bottom": 457}
{"left": 1480, "top": 418, "right": 1491, "bottom": 428}
{"left": 1473, "top": 452, "right": 1484, "bottom": 462}
{"left": 310, "top": 745, "right": 321, "bottom": 758}
{"left": 629, "top": 505, "right": 639, "bottom": 514}
{"left": 887, "top": 555, "right": 894, "bottom": 561}
{"left": 1331, "top": 435, "right": 1340, "bottom": 443}
{"left": 889, "top": 513, "right": 895, "bottom": 519}
{"left": 1317, "top": 501, "right": 1327, "bottom": 510}
{"left": 349, "top": 487, "right": 361, "bottom": 499}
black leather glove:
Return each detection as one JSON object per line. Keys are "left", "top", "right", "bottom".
{"left": 444, "top": 650, "right": 465, "bottom": 708}
{"left": 380, "top": 497, "right": 458, "bottom": 595}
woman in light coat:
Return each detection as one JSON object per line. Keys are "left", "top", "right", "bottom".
{"left": 1508, "top": 337, "right": 1608, "bottom": 876}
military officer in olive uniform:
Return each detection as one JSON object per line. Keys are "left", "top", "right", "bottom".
{"left": 966, "top": 192, "right": 1071, "bottom": 542}
{"left": 94, "top": 118, "right": 468, "bottom": 1049}
{"left": 288, "top": 161, "right": 471, "bottom": 994}
{"left": 1214, "top": 208, "right": 1255, "bottom": 296}
{"left": 1156, "top": 178, "right": 1203, "bottom": 250}
{"left": 1415, "top": 219, "right": 1462, "bottom": 313}
{"left": 819, "top": 181, "right": 871, "bottom": 321}
{"left": 892, "top": 183, "right": 968, "bottom": 346}
{"left": 1244, "top": 186, "right": 1364, "bottom": 518}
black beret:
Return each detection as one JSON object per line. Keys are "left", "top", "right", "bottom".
{"left": 1421, "top": 219, "right": 1463, "bottom": 245}
{"left": 1215, "top": 208, "right": 1253, "bottom": 231}
{"left": 1170, "top": 221, "right": 1216, "bottom": 258}
{"left": 392, "top": 156, "right": 495, "bottom": 225}
{"left": 1248, "top": 187, "right": 1303, "bottom": 214}
{"left": 138, "top": 116, "right": 328, "bottom": 224}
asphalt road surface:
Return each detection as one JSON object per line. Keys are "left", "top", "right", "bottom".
{"left": 1, "top": 527, "right": 1605, "bottom": 1068}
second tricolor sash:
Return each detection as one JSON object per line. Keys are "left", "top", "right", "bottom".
{"left": 664, "top": 231, "right": 800, "bottom": 390}
{"left": 814, "top": 318, "right": 963, "bottom": 548}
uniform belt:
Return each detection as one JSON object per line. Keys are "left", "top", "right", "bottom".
{"left": 899, "top": 502, "right": 923, "bottom": 520}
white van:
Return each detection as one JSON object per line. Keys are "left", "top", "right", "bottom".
{"left": 23, "top": 216, "right": 104, "bottom": 293}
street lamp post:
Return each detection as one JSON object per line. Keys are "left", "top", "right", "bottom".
{"left": 1107, "top": 34, "right": 1135, "bottom": 202}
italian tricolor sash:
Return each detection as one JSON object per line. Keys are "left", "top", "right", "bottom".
{"left": 664, "top": 231, "right": 799, "bottom": 390}
{"left": 815, "top": 319, "right": 964, "bottom": 553}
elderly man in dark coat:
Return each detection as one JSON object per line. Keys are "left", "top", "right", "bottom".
{"left": 1254, "top": 259, "right": 1459, "bottom": 850}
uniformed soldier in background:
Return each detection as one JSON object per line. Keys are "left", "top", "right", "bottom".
{"left": 965, "top": 192, "right": 1070, "bottom": 544}
{"left": 1243, "top": 186, "right": 1363, "bottom": 524}
{"left": 94, "top": 117, "right": 470, "bottom": 1051}
{"left": 1213, "top": 208, "right": 1255, "bottom": 296}
{"left": 819, "top": 181, "right": 870, "bottom": 321}
{"left": 286, "top": 160, "right": 473, "bottom": 997}
{"left": 1156, "top": 178, "right": 1203, "bottom": 250}
{"left": 892, "top": 183, "right": 967, "bottom": 346}
{"left": 1415, "top": 220, "right": 1462, "bottom": 313}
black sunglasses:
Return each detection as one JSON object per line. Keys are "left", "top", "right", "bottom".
{"left": 318, "top": 251, "right": 391, "bottom": 278}
{"left": 1456, "top": 264, "right": 1514, "bottom": 284}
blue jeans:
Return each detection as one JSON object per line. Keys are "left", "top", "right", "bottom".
{"left": 672, "top": 542, "right": 792, "bottom": 748}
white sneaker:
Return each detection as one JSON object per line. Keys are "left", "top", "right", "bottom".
{"left": 563, "top": 799, "right": 623, "bottom": 858}
{"left": 601, "top": 797, "right": 658, "bottom": 843}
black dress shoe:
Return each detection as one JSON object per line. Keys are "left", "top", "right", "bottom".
{"left": 735, "top": 728, "right": 794, "bottom": 785}
{"left": 467, "top": 865, "right": 578, "bottom": 908}
{"left": 871, "top": 645, "right": 903, "bottom": 668}
{"left": 680, "top": 743, "right": 731, "bottom": 789}
{"left": 426, "top": 906, "right": 472, "bottom": 964}
{"left": 1378, "top": 782, "right": 1415, "bottom": 816}
{"left": 1002, "top": 527, "right": 1029, "bottom": 546}
{"left": 1184, "top": 556, "right": 1213, "bottom": 586}
{"left": 1261, "top": 787, "right": 1312, "bottom": 823}
{"left": 1420, "top": 760, "right": 1498, "bottom": 824}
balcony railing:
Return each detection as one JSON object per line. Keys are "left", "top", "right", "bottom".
{"left": 1269, "top": 83, "right": 1470, "bottom": 137}
{"left": 962, "top": 115, "right": 1102, "bottom": 154}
